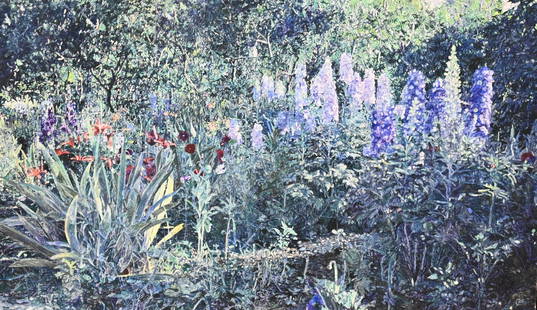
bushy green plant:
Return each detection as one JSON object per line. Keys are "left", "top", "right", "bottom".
{"left": 0, "top": 141, "right": 184, "bottom": 308}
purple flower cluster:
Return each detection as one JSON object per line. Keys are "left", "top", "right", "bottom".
{"left": 362, "top": 69, "right": 376, "bottom": 109}
{"left": 364, "top": 73, "right": 396, "bottom": 157}
{"left": 348, "top": 72, "right": 364, "bottom": 114}
{"left": 311, "top": 57, "right": 339, "bottom": 123}
{"left": 39, "top": 107, "right": 57, "bottom": 144}
{"left": 424, "top": 79, "right": 447, "bottom": 133}
{"left": 339, "top": 52, "right": 354, "bottom": 85}
{"left": 465, "top": 67, "right": 494, "bottom": 138}
{"left": 60, "top": 102, "right": 79, "bottom": 134}
{"left": 400, "top": 70, "right": 427, "bottom": 134}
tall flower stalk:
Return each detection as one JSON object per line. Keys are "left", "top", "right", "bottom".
{"left": 425, "top": 78, "right": 447, "bottom": 134}
{"left": 364, "top": 73, "right": 396, "bottom": 157}
{"left": 311, "top": 57, "right": 339, "bottom": 124}
{"left": 362, "top": 69, "right": 376, "bottom": 110}
{"left": 400, "top": 70, "right": 427, "bottom": 136}
{"left": 251, "top": 123, "right": 265, "bottom": 150}
{"left": 440, "top": 46, "right": 464, "bottom": 149}
{"left": 39, "top": 107, "right": 57, "bottom": 144}
{"left": 465, "top": 67, "right": 494, "bottom": 139}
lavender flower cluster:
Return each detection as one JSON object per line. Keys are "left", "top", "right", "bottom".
{"left": 311, "top": 57, "right": 339, "bottom": 123}
{"left": 60, "top": 102, "right": 79, "bottom": 134}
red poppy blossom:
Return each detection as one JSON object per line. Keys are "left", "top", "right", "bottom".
{"left": 55, "top": 149, "right": 71, "bottom": 156}
{"left": 185, "top": 144, "right": 196, "bottom": 154}
{"left": 220, "top": 135, "right": 231, "bottom": 146}
{"left": 178, "top": 130, "right": 189, "bottom": 142}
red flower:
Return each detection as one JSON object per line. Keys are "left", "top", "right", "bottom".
{"left": 146, "top": 130, "right": 159, "bottom": 146}
{"left": 220, "top": 135, "right": 231, "bottom": 146}
{"left": 26, "top": 165, "right": 47, "bottom": 179}
{"left": 178, "top": 130, "right": 190, "bottom": 142}
{"left": 144, "top": 164, "right": 157, "bottom": 181}
{"left": 185, "top": 144, "right": 196, "bottom": 154}
{"left": 55, "top": 149, "right": 71, "bottom": 156}
{"left": 521, "top": 152, "right": 536, "bottom": 163}
{"left": 92, "top": 120, "right": 112, "bottom": 136}
{"left": 193, "top": 168, "right": 205, "bottom": 176}
{"left": 143, "top": 157, "right": 155, "bottom": 165}
{"left": 216, "top": 149, "right": 224, "bottom": 162}
{"left": 61, "top": 138, "right": 76, "bottom": 148}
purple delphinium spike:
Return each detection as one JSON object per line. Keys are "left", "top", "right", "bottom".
{"left": 65, "top": 102, "right": 79, "bottom": 134}
{"left": 425, "top": 79, "right": 447, "bottom": 133}
{"left": 228, "top": 119, "right": 243, "bottom": 144}
{"left": 295, "top": 62, "right": 309, "bottom": 111}
{"left": 311, "top": 57, "right": 339, "bottom": 123}
{"left": 348, "top": 72, "right": 364, "bottom": 114}
{"left": 39, "top": 108, "right": 57, "bottom": 144}
{"left": 339, "top": 52, "right": 354, "bottom": 85}
{"left": 251, "top": 123, "right": 265, "bottom": 150}
{"left": 362, "top": 69, "right": 376, "bottom": 109}
{"left": 376, "top": 73, "right": 393, "bottom": 112}
{"left": 364, "top": 73, "right": 396, "bottom": 157}
{"left": 465, "top": 67, "right": 494, "bottom": 139}
{"left": 400, "top": 70, "right": 427, "bottom": 135}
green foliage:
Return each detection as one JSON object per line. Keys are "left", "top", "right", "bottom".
{"left": 0, "top": 142, "right": 181, "bottom": 307}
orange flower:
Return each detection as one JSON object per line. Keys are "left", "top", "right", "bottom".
{"left": 61, "top": 137, "right": 76, "bottom": 148}
{"left": 55, "top": 149, "right": 71, "bottom": 156}
{"left": 70, "top": 155, "right": 94, "bottom": 162}
{"left": 92, "top": 119, "right": 112, "bottom": 135}
{"left": 26, "top": 166, "right": 47, "bottom": 179}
